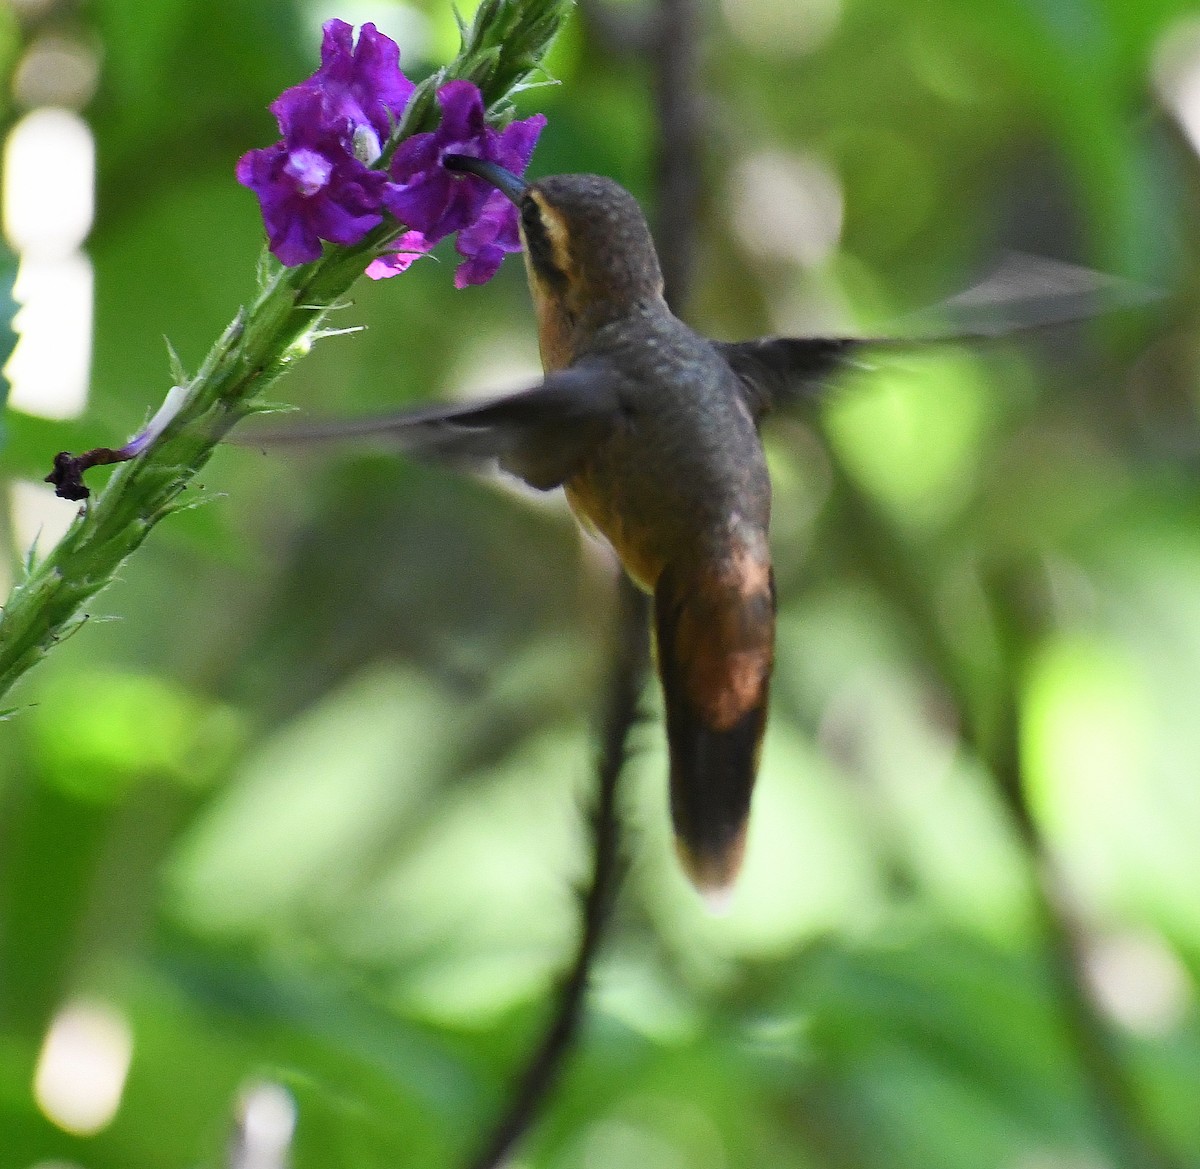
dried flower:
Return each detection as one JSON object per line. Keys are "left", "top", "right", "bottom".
{"left": 45, "top": 385, "right": 192, "bottom": 501}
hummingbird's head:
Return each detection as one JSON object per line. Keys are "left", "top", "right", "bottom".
{"left": 445, "top": 157, "right": 665, "bottom": 325}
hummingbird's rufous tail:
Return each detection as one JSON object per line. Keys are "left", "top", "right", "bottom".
{"left": 652, "top": 554, "right": 775, "bottom": 910}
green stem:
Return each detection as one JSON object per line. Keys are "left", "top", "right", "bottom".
{"left": 0, "top": 0, "right": 573, "bottom": 705}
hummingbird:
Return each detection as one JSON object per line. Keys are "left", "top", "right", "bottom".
{"left": 250, "top": 156, "right": 1150, "bottom": 905}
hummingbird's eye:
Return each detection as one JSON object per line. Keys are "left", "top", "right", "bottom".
{"left": 520, "top": 200, "right": 541, "bottom": 230}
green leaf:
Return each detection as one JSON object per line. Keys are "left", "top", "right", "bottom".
{"left": 164, "top": 335, "right": 189, "bottom": 386}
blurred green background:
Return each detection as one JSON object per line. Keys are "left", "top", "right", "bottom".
{"left": 2, "top": 0, "right": 1200, "bottom": 1166}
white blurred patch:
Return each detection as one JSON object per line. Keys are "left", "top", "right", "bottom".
{"left": 721, "top": 0, "right": 841, "bottom": 57}
{"left": 34, "top": 1000, "right": 133, "bottom": 1136}
{"left": 6, "top": 253, "right": 94, "bottom": 419}
{"left": 3, "top": 109, "right": 94, "bottom": 258}
{"left": 11, "top": 480, "right": 80, "bottom": 564}
{"left": 1008, "top": 1154, "right": 1110, "bottom": 1169}
{"left": 578, "top": 1120, "right": 689, "bottom": 1169}
{"left": 9, "top": 0, "right": 57, "bottom": 17}
{"left": 229, "top": 1081, "right": 297, "bottom": 1169}
{"left": 730, "top": 150, "right": 843, "bottom": 269}
{"left": 14, "top": 35, "right": 101, "bottom": 111}
{"left": 1083, "top": 929, "right": 1191, "bottom": 1037}
{"left": 3, "top": 108, "right": 95, "bottom": 420}
{"left": 1153, "top": 16, "right": 1200, "bottom": 158}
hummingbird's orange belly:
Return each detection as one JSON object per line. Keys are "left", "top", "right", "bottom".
{"left": 564, "top": 472, "right": 666, "bottom": 592}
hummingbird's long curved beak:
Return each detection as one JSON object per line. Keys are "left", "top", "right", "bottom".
{"left": 444, "top": 154, "right": 528, "bottom": 205}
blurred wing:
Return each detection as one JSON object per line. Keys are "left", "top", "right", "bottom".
{"left": 713, "top": 337, "right": 865, "bottom": 421}
{"left": 239, "top": 363, "right": 624, "bottom": 491}
{"left": 889, "top": 252, "right": 1162, "bottom": 340}
{"left": 717, "top": 253, "right": 1162, "bottom": 420}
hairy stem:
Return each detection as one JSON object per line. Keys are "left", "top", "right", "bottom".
{"left": 0, "top": 0, "right": 573, "bottom": 704}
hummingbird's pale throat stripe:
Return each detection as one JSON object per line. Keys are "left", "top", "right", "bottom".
{"left": 527, "top": 191, "right": 574, "bottom": 279}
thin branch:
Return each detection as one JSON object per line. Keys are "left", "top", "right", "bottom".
{"left": 576, "top": 0, "right": 654, "bottom": 56}
{"left": 988, "top": 582, "right": 1180, "bottom": 1169}
{"left": 650, "top": 0, "right": 703, "bottom": 309}
{"left": 463, "top": 577, "right": 649, "bottom": 1169}
{"left": 463, "top": 1, "right": 705, "bottom": 1164}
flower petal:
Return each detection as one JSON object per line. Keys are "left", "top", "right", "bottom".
{"left": 383, "top": 168, "right": 454, "bottom": 236}
{"left": 454, "top": 246, "right": 505, "bottom": 287}
{"left": 270, "top": 82, "right": 335, "bottom": 140}
{"left": 493, "top": 113, "right": 547, "bottom": 175}
{"left": 313, "top": 18, "right": 414, "bottom": 139}
{"left": 387, "top": 131, "right": 440, "bottom": 184}
{"left": 453, "top": 192, "right": 523, "bottom": 285}
{"left": 435, "top": 79, "right": 486, "bottom": 143}
{"left": 364, "top": 230, "right": 434, "bottom": 279}
{"left": 352, "top": 24, "right": 414, "bottom": 116}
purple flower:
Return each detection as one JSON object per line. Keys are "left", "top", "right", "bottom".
{"left": 451, "top": 111, "right": 544, "bottom": 285}
{"left": 383, "top": 82, "right": 546, "bottom": 246}
{"left": 309, "top": 19, "right": 414, "bottom": 162}
{"left": 238, "top": 22, "right": 546, "bottom": 285}
{"left": 365, "top": 230, "right": 434, "bottom": 280}
{"left": 237, "top": 20, "right": 414, "bottom": 265}
{"left": 237, "top": 86, "right": 388, "bottom": 265}
{"left": 377, "top": 83, "right": 545, "bottom": 282}
{"left": 452, "top": 194, "right": 522, "bottom": 287}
